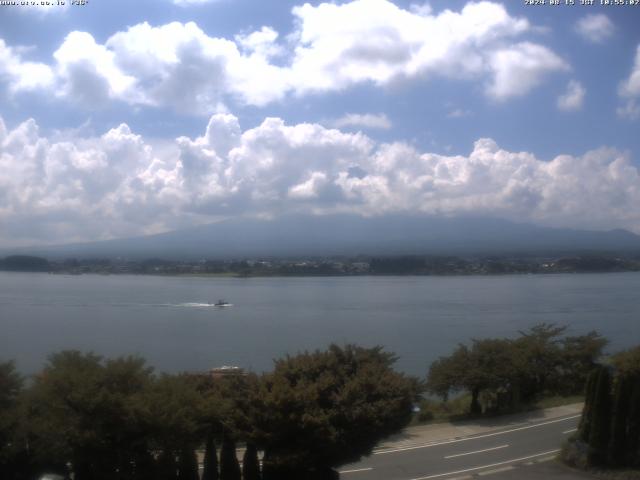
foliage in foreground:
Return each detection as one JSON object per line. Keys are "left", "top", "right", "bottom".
{"left": 564, "top": 348, "right": 640, "bottom": 470}
{"left": 0, "top": 345, "right": 419, "bottom": 480}
{"left": 426, "top": 324, "right": 607, "bottom": 414}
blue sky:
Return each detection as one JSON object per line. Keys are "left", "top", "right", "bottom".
{"left": 1, "top": 0, "right": 640, "bottom": 247}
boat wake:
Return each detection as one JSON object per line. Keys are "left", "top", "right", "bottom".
{"left": 164, "top": 302, "right": 233, "bottom": 308}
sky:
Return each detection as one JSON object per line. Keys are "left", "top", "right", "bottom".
{"left": 1, "top": 0, "right": 640, "bottom": 247}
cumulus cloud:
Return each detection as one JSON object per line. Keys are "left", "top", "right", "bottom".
{"left": 0, "top": 0, "right": 568, "bottom": 112}
{"left": 332, "top": 113, "right": 392, "bottom": 130}
{"left": 487, "top": 43, "right": 569, "bottom": 100}
{"left": 557, "top": 80, "right": 586, "bottom": 111}
{"left": 575, "top": 14, "right": 615, "bottom": 44}
{"left": 0, "top": 39, "right": 54, "bottom": 93}
{"left": 1, "top": 113, "right": 640, "bottom": 246}
{"left": 618, "top": 45, "right": 640, "bottom": 120}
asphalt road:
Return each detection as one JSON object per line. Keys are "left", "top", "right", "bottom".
{"left": 339, "top": 414, "right": 582, "bottom": 480}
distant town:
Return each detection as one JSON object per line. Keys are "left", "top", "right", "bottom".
{"left": 1, "top": 253, "right": 640, "bottom": 276}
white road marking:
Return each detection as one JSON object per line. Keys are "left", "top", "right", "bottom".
{"left": 409, "top": 449, "right": 560, "bottom": 480}
{"left": 477, "top": 466, "right": 515, "bottom": 475}
{"left": 444, "top": 444, "right": 509, "bottom": 459}
{"left": 534, "top": 455, "right": 557, "bottom": 463}
{"left": 562, "top": 428, "right": 578, "bottom": 434}
{"left": 339, "top": 467, "right": 374, "bottom": 474}
{"left": 374, "top": 415, "right": 580, "bottom": 455}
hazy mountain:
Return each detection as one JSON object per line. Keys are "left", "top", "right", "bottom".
{"left": 6, "top": 215, "right": 640, "bottom": 260}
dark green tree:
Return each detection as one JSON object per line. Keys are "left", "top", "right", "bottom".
{"left": 177, "top": 448, "right": 199, "bottom": 480}
{"left": 512, "top": 323, "right": 566, "bottom": 402}
{"left": 427, "top": 339, "right": 514, "bottom": 414}
{"left": 242, "top": 443, "right": 260, "bottom": 480}
{"left": 558, "top": 331, "right": 607, "bottom": 395}
{"left": 252, "top": 344, "right": 419, "bottom": 477}
{"left": 625, "top": 376, "right": 640, "bottom": 467}
{"left": 588, "top": 366, "right": 612, "bottom": 466}
{"left": 156, "top": 450, "right": 178, "bottom": 480}
{"left": 608, "top": 374, "right": 632, "bottom": 466}
{"left": 219, "top": 434, "right": 241, "bottom": 480}
{"left": 202, "top": 432, "right": 219, "bottom": 480}
{"left": 0, "top": 361, "right": 25, "bottom": 479}
{"left": 23, "top": 351, "right": 156, "bottom": 480}
{"left": 612, "top": 346, "right": 640, "bottom": 378}
{"left": 578, "top": 368, "right": 599, "bottom": 442}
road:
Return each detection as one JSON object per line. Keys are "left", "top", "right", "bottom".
{"left": 339, "top": 413, "right": 581, "bottom": 480}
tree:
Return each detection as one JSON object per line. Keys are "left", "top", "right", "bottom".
{"left": 427, "top": 324, "right": 606, "bottom": 415}
{"left": 558, "top": 331, "right": 607, "bottom": 395}
{"left": 612, "top": 346, "right": 640, "bottom": 378}
{"left": 588, "top": 366, "right": 612, "bottom": 466}
{"left": 177, "top": 448, "right": 199, "bottom": 480}
{"left": 219, "top": 434, "right": 241, "bottom": 480}
{"left": 252, "top": 344, "right": 419, "bottom": 477}
{"left": 0, "top": 361, "right": 24, "bottom": 479}
{"left": 156, "top": 450, "right": 178, "bottom": 480}
{"left": 426, "top": 348, "right": 466, "bottom": 403}
{"left": 625, "top": 375, "right": 640, "bottom": 467}
{"left": 512, "top": 323, "right": 566, "bottom": 402}
{"left": 427, "top": 339, "right": 515, "bottom": 414}
{"left": 144, "top": 374, "right": 208, "bottom": 455}
{"left": 24, "top": 351, "right": 156, "bottom": 480}
{"left": 578, "top": 368, "right": 599, "bottom": 443}
{"left": 242, "top": 443, "right": 260, "bottom": 480}
{"left": 608, "top": 374, "right": 633, "bottom": 466}
{"left": 202, "top": 432, "right": 219, "bottom": 480}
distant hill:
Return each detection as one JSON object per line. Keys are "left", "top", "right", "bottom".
{"left": 5, "top": 215, "right": 640, "bottom": 260}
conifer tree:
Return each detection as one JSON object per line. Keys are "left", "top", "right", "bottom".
{"left": 177, "top": 448, "right": 200, "bottom": 480}
{"left": 578, "top": 368, "right": 599, "bottom": 442}
{"left": 625, "top": 376, "right": 640, "bottom": 467}
{"left": 220, "top": 434, "right": 241, "bottom": 480}
{"left": 202, "top": 433, "right": 219, "bottom": 480}
{"left": 588, "top": 367, "right": 612, "bottom": 466}
{"left": 242, "top": 443, "right": 260, "bottom": 480}
{"left": 156, "top": 450, "right": 178, "bottom": 480}
{"left": 608, "top": 375, "right": 632, "bottom": 466}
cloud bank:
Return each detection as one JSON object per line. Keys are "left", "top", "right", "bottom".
{"left": 0, "top": 0, "right": 569, "bottom": 113}
{"left": 1, "top": 113, "right": 639, "bottom": 247}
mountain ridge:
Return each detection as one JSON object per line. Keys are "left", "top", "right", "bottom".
{"left": 4, "top": 214, "right": 640, "bottom": 260}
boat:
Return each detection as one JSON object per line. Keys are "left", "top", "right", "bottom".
{"left": 213, "top": 299, "right": 232, "bottom": 307}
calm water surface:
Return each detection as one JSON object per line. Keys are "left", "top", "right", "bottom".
{"left": 1, "top": 272, "right": 638, "bottom": 376}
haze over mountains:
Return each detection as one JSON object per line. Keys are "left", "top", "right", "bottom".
{"left": 7, "top": 215, "right": 640, "bottom": 260}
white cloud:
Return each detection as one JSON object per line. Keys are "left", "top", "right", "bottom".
{"left": 447, "top": 108, "right": 471, "bottom": 118}
{"left": 618, "top": 45, "right": 640, "bottom": 120}
{"left": 487, "top": 43, "right": 569, "bottom": 100}
{"left": 557, "top": 80, "right": 586, "bottom": 111}
{"left": 332, "top": 113, "right": 392, "bottom": 130}
{"left": 0, "top": 1, "right": 568, "bottom": 112}
{"left": 617, "top": 100, "right": 640, "bottom": 120}
{"left": 619, "top": 46, "right": 640, "bottom": 98}
{"left": 0, "top": 39, "right": 54, "bottom": 93}
{"left": 575, "top": 14, "right": 614, "bottom": 44}
{"left": 1, "top": 113, "right": 640, "bottom": 246}
{"left": 288, "top": 0, "right": 534, "bottom": 95}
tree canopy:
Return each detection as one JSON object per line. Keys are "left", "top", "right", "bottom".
{"left": 427, "top": 324, "right": 607, "bottom": 414}
{"left": 251, "top": 344, "right": 420, "bottom": 476}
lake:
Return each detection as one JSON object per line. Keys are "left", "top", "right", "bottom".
{"left": 1, "top": 272, "right": 638, "bottom": 377}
